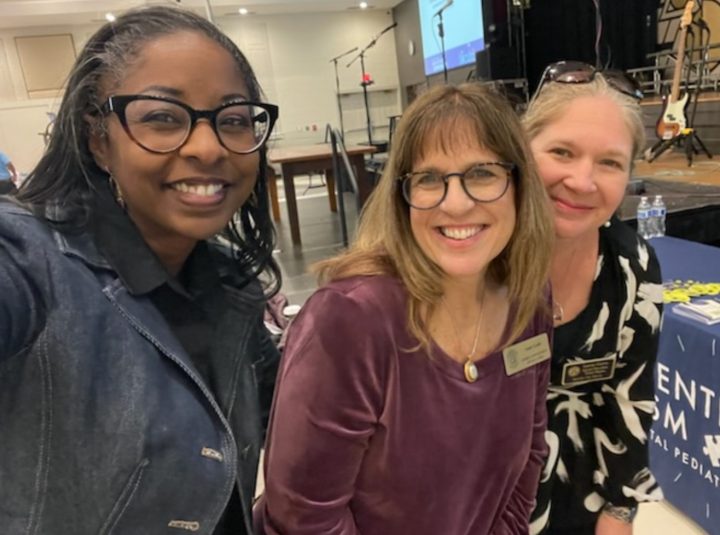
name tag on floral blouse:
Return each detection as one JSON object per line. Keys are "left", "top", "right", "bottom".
{"left": 502, "top": 333, "right": 551, "bottom": 376}
{"left": 561, "top": 355, "right": 617, "bottom": 386}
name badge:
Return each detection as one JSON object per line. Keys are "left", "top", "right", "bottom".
{"left": 502, "top": 333, "right": 551, "bottom": 376}
{"left": 561, "top": 354, "right": 617, "bottom": 387}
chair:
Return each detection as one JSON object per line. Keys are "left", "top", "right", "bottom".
{"left": 265, "top": 165, "right": 281, "bottom": 222}
{"left": 365, "top": 115, "right": 400, "bottom": 185}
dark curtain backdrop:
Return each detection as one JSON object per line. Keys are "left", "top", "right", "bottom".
{"left": 524, "top": 0, "right": 659, "bottom": 90}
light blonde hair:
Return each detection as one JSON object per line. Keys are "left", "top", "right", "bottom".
{"left": 523, "top": 75, "right": 646, "bottom": 160}
{"left": 315, "top": 83, "right": 554, "bottom": 349}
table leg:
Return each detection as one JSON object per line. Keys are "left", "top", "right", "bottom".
{"left": 266, "top": 166, "right": 281, "bottom": 222}
{"left": 325, "top": 170, "right": 337, "bottom": 212}
{"left": 281, "top": 164, "right": 301, "bottom": 245}
{"left": 352, "top": 154, "right": 373, "bottom": 207}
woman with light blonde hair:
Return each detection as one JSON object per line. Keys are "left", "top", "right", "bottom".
{"left": 524, "top": 61, "right": 664, "bottom": 535}
{"left": 255, "top": 83, "right": 555, "bottom": 535}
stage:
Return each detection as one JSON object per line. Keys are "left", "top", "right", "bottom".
{"left": 634, "top": 152, "right": 720, "bottom": 187}
{"left": 621, "top": 152, "right": 720, "bottom": 246}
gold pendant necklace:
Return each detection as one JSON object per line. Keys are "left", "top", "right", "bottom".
{"left": 462, "top": 319, "right": 483, "bottom": 383}
{"left": 442, "top": 288, "right": 486, "bottom": 384}
{"left": 463, "top": 357, "right": 480, "bottom": 383}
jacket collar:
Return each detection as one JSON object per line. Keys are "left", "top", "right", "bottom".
{"left": 88, "top": 185, "right": 172, "bottom": 296}
{"left": 48, "top": 187, "right": 170, "bottom": 296}
{"left": 45, "top": 189, "right": 263, "bottom": 304}
{"left": 53, "top": 221, "right": 112, "bottom": 271}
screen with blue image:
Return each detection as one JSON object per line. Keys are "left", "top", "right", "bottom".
{"left": 418, "top": 0, "right": 485, "bottom": 76}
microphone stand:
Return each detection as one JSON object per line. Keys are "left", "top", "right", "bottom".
{"left": 434, "top": 2, "right": 454, "bottom": 84}
{"left": 329, "top": 46, "right": 358, "bottom": 141}
{"left": 438, "top": 10, "right": 448, "bottom": 83}
{"left": 347, "top": 22, "right": 397, "bottom": 146}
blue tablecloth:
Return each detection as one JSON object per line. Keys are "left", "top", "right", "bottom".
{"left": 650, "top": 236, "right": 720, "bottom": 534}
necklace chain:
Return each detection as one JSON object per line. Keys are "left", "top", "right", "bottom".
{"left": 551, "top": 244, "right": 586, "bottom": 326}
{"left": 466, "top": 312, "right": 483, "bottom": 360}
{"left": 442, "top": 288, "right": 486, "bottom": 359}
{"left": 441, "top": 286, "right": 487, "bottom": 382}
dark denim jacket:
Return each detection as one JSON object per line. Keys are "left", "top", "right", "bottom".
{"left": 0, "top": 201, "right": 279, "bottom": 534}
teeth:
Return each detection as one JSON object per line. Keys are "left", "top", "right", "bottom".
{"left": 172, "top": 183, "right": 224, "bottom": 196}
{"left": 440, "top": 226, "right": 482, "bottom": 240}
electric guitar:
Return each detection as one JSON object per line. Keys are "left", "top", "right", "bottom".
{"left": 656, "top": 0, "right": 695, "bottom": 141}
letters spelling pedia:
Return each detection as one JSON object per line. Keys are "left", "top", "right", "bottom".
{"left": 502, "top": 333, "right": 551, "bottom": 376}
{"left": 561, "top": 354, "right": 617, "bottom": 387}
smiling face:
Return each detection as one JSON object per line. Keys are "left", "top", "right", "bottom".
{"left": 530, "top": 95, "right": 633, "bottom": 242}
{"left": 89, "top": 31, "right": 259, "bottom": 264}
{"left": 408, "top": 130, "right": 516, "bottom": 287}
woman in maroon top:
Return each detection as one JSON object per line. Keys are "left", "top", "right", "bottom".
{"left": 255, "top": 84, "right": 554, "bottom": 535}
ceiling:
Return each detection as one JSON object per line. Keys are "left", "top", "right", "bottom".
{"left": 0, "top": 0, "right": 404, "bottom": 29}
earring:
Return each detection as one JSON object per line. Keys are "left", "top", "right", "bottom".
{"left": 107, "top": 172, "right": 126, "bottom": 210}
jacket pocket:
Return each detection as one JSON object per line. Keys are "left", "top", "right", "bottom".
{"left": 100, "top": 458, "right": 150, "bottom": 535}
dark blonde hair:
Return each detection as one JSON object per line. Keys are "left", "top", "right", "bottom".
{"left": 316, "top": 83, "right": 553, "bottom": 348}
{"left": 524, "top": 75, "right": 646, "bottom": 160}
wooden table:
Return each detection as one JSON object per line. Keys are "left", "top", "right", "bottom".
{"left": 268, "top": 143, "right": 377, "bottom": 245}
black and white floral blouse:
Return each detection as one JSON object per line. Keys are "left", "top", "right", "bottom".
{"left": 530, "top": 217, "right": 665, "bottom": 534}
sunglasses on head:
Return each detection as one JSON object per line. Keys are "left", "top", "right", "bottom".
{"left": 531, "top": 61, "right": 643, "bottom": 102}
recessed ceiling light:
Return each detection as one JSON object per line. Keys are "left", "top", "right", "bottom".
{"left": 359, "top": 2, "right": 368, "bottom": 9}
{"left": 238, "top": 7, "right": 248, "bottom": 15}
{"left": 105, "top": 12, "right": 116, "bottom": 22}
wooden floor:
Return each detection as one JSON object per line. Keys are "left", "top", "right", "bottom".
{"left": 634, "top": 151, "right": 720, "bottom": 187}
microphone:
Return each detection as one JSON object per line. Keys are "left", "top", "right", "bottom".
{"left": 377, "top": 22, "right": 398, "bottom": 39}
{"left": 434, "top": 0, "right": 454, "bottom": 17}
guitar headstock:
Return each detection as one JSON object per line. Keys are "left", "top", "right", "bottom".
{"left": 681, "top": 1, "right": 695, "bottom": 29}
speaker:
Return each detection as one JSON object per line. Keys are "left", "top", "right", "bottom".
{"left": 475, "top": 46, "right": 520, "bottom": 81}
{"left": 482, "top": 0, "right": 510, "bottom": 47}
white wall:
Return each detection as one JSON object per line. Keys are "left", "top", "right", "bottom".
{"left": 219, "top": 10, "right": 400, "bottom": 146}
{"left": 0, "top": 23, "right": 98, "bottom": 173}
{"left": 0, "top": 9, "right": 402, "bottom": 174}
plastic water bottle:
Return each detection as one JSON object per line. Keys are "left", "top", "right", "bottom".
{"left": 651, "top": 195, "right": 666, "bottom": 237}
{"left": 647, "top": 199, "right": 658, "bottom": 237}
{"left": 636, "top": 196, "right": 651, "bottom": 239}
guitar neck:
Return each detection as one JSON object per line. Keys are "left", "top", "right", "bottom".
{"left": 670, "top": 4, "right": 693, "bottom": 103}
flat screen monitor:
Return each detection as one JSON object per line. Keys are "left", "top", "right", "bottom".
{"left": 418, "top": 0, "right": 485, "bottom": 77}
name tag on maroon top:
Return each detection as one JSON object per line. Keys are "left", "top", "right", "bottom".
{"left": 561, "top": 354, "right": 617, "bottom": 387}
{"left": 502, "top": 333, "right": 551, "bottom": 376}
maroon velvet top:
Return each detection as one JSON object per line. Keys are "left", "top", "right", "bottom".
{"left": 255, "top": 275, "right": 551, "bottom": 535}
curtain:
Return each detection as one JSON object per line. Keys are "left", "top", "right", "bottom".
{"left": 524, "top": 0, "right": 659, "bottom": 90}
